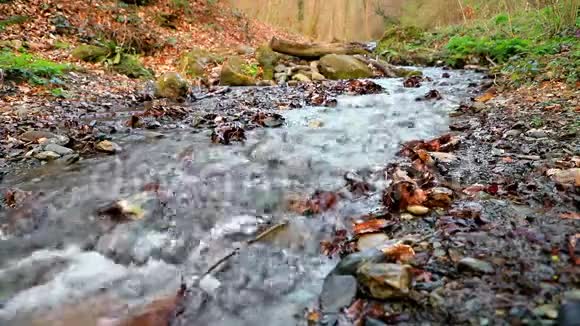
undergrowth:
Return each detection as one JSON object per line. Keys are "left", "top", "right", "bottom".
{"left": 0, "top": 51, "right": 72, "bottom": 85}
{"left": 377, "top": 1, "right": 580, "bottom": 86}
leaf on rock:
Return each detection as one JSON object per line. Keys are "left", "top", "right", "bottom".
{"left": 353, "top": 219, "right": 389, "bottom": 235}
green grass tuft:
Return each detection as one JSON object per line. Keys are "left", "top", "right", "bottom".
{"left": 0, "top": 51, "right": 72, "bottom": 85}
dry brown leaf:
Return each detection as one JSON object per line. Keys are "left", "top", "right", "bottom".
{"left": 353, "top": 219, "right": 389, "bottom": 235}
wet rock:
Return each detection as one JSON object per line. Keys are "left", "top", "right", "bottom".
{"left": 34, "top": 151, "right": 61, "bottom": 161}
{"left": 333, "top": 249, "right": 385, "bottom": 276}
{"left": 526, "top": 129, "right": 548, "bottom": 138}
{"left": 442, "top": 72, "right": 450, "bottom": 78}
{"left": 356, "top": 263, "right": 412, "bottom": 299}
{"left": 57, "top": 153, "right": 80, "bottom": 165}
{"left": 308, "top": 120, "right": 323, "bottom": 128}
{"left": 403, "top": 75, "right": 422, "bottom": 88}
{"left": 458, "top": 257, "right": 494, "bottom": 274}
{"left": 418, "top": 89, "right": 442, "bottom": 101}
{"left": 406, "top": 205, "right": 429, "bottom": 216}
{"left": 357, "top": 233, "right": 389, "bottom": 251}
{"left": 262, "top": 116, "right": 284, "bottom": 128}
{"left": 365, "top": 317, "right": 388, "bottom": 326}
{"left": 211, "top": 123, "right": 246, "bottom": 145}
{"left": 319, "top": 54, "right": 373, "bottom": 80}
{"left": 320, "top": 274, "right": 357, "bottom": 312}
{"left": 144, "top": 131, "right": 165, "bottom": 139}
{"left": 154, "top": 72, "right": 189, "bottom": 100}
{"left": 95, "top": 140, "right": 122, "bottom": 154}
{"left": 220, "top": 56, "right": 256, "bottom": 86}
{"left": 43, "top": 144, "right": 73, "bottom": 155}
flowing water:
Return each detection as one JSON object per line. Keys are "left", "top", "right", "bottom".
{"left": 0, "top": 68, "right": 482, "bottom": 325}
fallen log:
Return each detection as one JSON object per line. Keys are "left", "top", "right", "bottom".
{"left": 270, "top": 37, "right": 369, "bottom": 59}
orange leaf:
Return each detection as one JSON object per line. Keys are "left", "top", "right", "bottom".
{"left": 353, "top": 219, "right": 389, "bottom": 235}
{"left": 561, "top": 212, "right": 580, "bottom": 220}
{"left": 381, "top": 243, "right": 415, "bottom": 263}
{"left": 475, "top": 91, "right": 495, "bottom": 103}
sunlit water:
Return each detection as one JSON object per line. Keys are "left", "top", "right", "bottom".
{"left": 0, "top": 68, "right": 482, "bottom": 325}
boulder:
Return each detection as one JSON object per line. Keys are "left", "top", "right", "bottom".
{"left": 154, "top": 72, "right": 189, "bottom": 100}
{"left": 71, "top": 45, "right": 110, "bottom": 63}
{"left": 178, "top": 48, "right": 223, "bottom": 78}
{"left": 357, "top": 263, "right": 412, "bottom": 299}
{"left": 256, "top": 45, "right": 280, "bottom": 80}
{"left": 292, "top": 73, "right": 311, "bottom": 83}
{"left": 219, "top": 56, "right": 256, "bottom": 86}
{"left": 319, "top": 54, "right": 373, "bottom": 80}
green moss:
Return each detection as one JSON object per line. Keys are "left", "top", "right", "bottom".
{"left": 71, "top": 45, "right": 110, "bottom": 63}
{"left": 110, "top": 54, "right": 153, "bottom": 79}
{"left": 220, "top": 56, "right": 256, "bottom": 86}
{"left": 0, "top": 51, "right": 72, "bottom": 84}
{"left": 256, "top": 45, "right": 279, "bottom": 80}
{"left": 178, "top": 48, "right": 223, "bottom": 78}
{"left": 154, "top": 72, "right": 189, "bottom": 99}
{"left": 0, "top": 15, "right": 29, "bottom": 31}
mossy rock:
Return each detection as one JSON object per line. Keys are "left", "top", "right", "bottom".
{"left": 178, "top": 48, "right": 223, "bottom": 78}
{"left": 220, "top": 56, "right": 256, "bottom": 86}
{"left": 111, "top": 55, "right": 153, "bottom": 79}
{"left": 319, "top": 54, "right": 373, "bottom": 80}
{"left": 256, "top": 45, "right": 279, "bottom": 80}
{"left": 380, "top": 26, "right": 424, "bottom": 46}
{"left": 154, "top": 72, "right": 189, "bottom": 99}
{"left": 71, "top": 45, "right": 110, "bottom": 63}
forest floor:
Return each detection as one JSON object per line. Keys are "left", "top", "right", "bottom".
{"left": 0, "top": 0, "right": 579, "bottom": 325}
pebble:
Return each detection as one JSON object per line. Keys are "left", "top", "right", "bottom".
{"left": 407, "top": 205, "right": 430, "bottom": 216}
{"left": 20, "top": 130, "right": 57, "bottom": 142}
{"left": 356, "top": 263, "right": 412, "bottom": 299}
{"left": 319, "top": 274, "right": 357, "bottom": 312}
{"left": 332, "top": 248, "right": 384, "bottom": 276}
{"left": 458, "top": 257, "right": 494, "bottom": 274}
{"left": 526, "top": 129, "right": 548, "bottom": 138}
{"left": 534, "top": 304, "right": 558, "bottom": 320}
{"left": 95, "top": 140, "right": 122, "bottom": 154}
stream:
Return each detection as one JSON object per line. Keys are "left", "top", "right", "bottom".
{"left": 0, "top": 68, "right": 483, "bottom": 325}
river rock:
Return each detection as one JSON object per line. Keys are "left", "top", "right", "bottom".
{"left": 292, "top": 73, "right": 311, "bottom": 83}
{"left": 95, "top": 140, "right": 122, "bottom": 154}
{"left": 458, "top": 257, "right": 494, "bottom": 274}
{"left": 154, "top": 72, "right": 189, "bottom": 100}
{"left": 356, "top": 263, "right": 412, "bottom": 299}
{"left": 526, "top": 128, "right": 548, "bottom": 138}
{"left": 320, "top": 274, "right": 357, "bottom": 312}
{"left": 357, "top": 233, "right": 389, "bottom": 251}
{"left": 57, "top": 153, "right": 80, "bottom": 165}
{"left": 34, "top": 151, "right": 61, "bottom": 161}
{"left": 220, "top": 56, "right": 256, "bottom": 86}
{"left": 406, "top": 205, "right": 429, "bottom": 216}
{"left": 332, "top": 248, "right": 384, "bottom": 276}
{"left": 319, "top": 54, "right": 373, "bottom": 80}
{"left": 310, "top": 61, "right": 320, "bottom": 73}
{"left": 178, "top": 48, "right": 222, "bottom": 78}
{"left": 71, "top": 44, "right": 110, "bottom": 62}
{"left": 311, "top": 72, "right": 325, "bottom": 81}
{"left": 274, "top": 64, "right": 287, "bottom": 73}
{"left": 44, "top": 144, "right": 74, "bottom": 155}
{"left": 471, "top": 102, "right": 487, "bottom": 112}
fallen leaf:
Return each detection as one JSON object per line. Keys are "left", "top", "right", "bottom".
{"left": 475, "top": 91, "right": 496, "bottom": 103}
{"left": 354, "top": 219, "right": 389, "bottom": 235}
{"left": 560, "top": 212, "right": 580, "bottom": 220}
{"left": 381, "top": 242, "right": 415, "bottom": 263}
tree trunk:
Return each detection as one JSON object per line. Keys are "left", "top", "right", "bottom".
{"left": 269, "top": 37, "right": 369, "bottom": 59}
